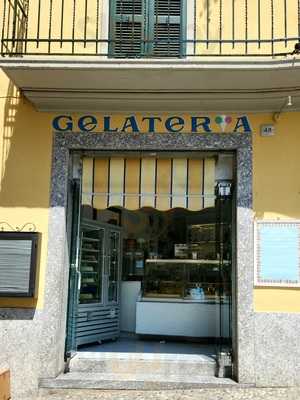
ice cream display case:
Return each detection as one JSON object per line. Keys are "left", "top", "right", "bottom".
{"left": 136, "top": 220, "right": 232, "bottom": 338}
{"left": 142, "top": 258, "right": 230, "bottom": 301}
{"left": 136, "top": 258, "right": 231, "bottom": 338}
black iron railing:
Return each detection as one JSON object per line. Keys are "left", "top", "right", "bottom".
{"left": 1, "top": 0, "right": 300, "bottom": 58}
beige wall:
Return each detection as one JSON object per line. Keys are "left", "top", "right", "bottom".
{"left": 0, "top": 70, "right": 300, "bottom": 311}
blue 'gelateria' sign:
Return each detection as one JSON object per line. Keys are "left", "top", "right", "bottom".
{"left": 52, "top": 114, "right": 252, "bottom": 134}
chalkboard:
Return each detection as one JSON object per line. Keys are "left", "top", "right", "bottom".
{"left": 255, "top": 222, "right": 300, "bottom": 287}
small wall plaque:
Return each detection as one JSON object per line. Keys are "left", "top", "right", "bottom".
{"left": 260, "top": 124, "right": 275, "bottom": 137}
{"left": 0, "top": 232, "right": 38, "bottom": 297}
{"left": 255, "top": 221, "right": 300, "bottom": 287}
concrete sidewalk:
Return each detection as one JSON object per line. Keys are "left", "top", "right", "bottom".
{"left": 37, "top": 387, "right": 300, "bottom": 400}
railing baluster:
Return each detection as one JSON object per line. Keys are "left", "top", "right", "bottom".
{"left": 12, "top": 0, "right": 17, "bottom": 47}
{"left": 298, "top": 0, "right": 300, "bottom": 40}
{"left": 168, "top": 0, "right": 171, "bottom": 57}
{"left": 48, "top": 0, "right": 53, "bottom": 54}
{"left": 271, "top": 0, "right": 274, "bottom": 55}
{"left": 193, "top": 0, "right": 196, "bottom": 55}
{"left": 84, "top": 0, "right": 88, "bottom": 48}
{"left": 61, "top": 0, "right": 65, "bottom": 48}
{"left": 1, "top": 0, "right": 7, "bottom": 55}
{"left": 24, "top": 0, "right": 29, "bottom": 54}
{"left": 232, "top": 0, "right": 235, "bottom": 49}
{"left": 6, "top": 0, "right": 11, "bottom": 52}
{"left": 155, "top": 0, "right": 159, "bottom": 56}
{"left": 258, "top": 0, "right": 261, "bottom": 49}
{"left": 132, "top": 0, "right": 135, "bottom": 54}
{"left": 245, "top": 0, "right": 248, "bottom": 54}
{"left": 206, "top": 0, "right": 209, "bottom": 49}
{"left": 219, "top": 0, "right": 222, "bottom": 54}
{"left": 96, "top": 0, "right": 100, "bottom": 54}
{"left": 120, "top": 0, "right": 123, "bottom": 56}
{"left": 72, "top": 0, "right": 76, "bottom": 54}
{"left": 36, "top": 0, "right": 41, "bottom": 48}
{"left": 284, "top": 0, "right": 287, "bottom": 47}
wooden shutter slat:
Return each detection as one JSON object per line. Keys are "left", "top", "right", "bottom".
{"left": 155, "top": 0, "right": 181, "bottom": 16}
{"left": 116, "top": 0, "right": 143, "bottom": 14}
{"left": 153, "top": 0, "right": 182, "bottom": 57}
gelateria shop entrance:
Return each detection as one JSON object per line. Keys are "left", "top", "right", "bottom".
{"left": 66, "top": 151, "right": 235, "bottom": 381}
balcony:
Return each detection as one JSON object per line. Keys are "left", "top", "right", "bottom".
{"left": 1, "top": 0, "right": 300, "bottom": 112}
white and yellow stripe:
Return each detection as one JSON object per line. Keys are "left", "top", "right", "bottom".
{"left": 82, "top": 156, "right": 215, "bottom": 211}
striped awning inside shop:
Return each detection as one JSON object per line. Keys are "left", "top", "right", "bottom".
{"left": 82, "top": 156, "right": 216, "bottom": 211}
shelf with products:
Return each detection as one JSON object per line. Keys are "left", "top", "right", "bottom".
{"left": 79, "top": 229, "right": 103, "bottom": 304}
{"left": 81, "top": 248, "right": 100, "bottom": 253}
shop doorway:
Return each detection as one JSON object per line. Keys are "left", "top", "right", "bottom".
{"left": 66, "top": 151, "right": 235, "bottom": 377}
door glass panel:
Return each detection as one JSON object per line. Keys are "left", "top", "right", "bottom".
{"left": 108, "top": 231, "right": 120, "bottom": 303}
{"left": 79, "top": 228, "right": 104, "bottom": 304}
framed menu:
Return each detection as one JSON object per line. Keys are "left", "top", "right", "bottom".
{"left": 255, "top": 221, "right": 300, "bottom": 287}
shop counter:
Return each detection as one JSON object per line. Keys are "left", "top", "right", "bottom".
{"left": 135, "top": 298, "right": 230, "bottom": 338}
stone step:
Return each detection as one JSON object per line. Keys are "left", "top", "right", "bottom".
{"left": 39, "top": 371, "right": 237, "bottom": 391}
{"left": 69, "top": 351, "right": 217, "bottom": 377}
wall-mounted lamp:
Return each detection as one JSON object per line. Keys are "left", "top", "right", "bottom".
{"left": 216, "top": 181, "right": 232, "bottom": 198}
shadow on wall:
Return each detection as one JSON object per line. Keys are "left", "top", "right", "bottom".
{"left": 0, "top": 77, "right": 54, "bottom": 311}
{"left": 0, "top": 80, "right": 53, "bottom": 208}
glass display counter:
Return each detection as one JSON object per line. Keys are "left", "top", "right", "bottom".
{"left": 143, "top": 259, "right": 231, "bottom": 302}
{"left": 137, "top": 258, "right": 231, "bottom": 338}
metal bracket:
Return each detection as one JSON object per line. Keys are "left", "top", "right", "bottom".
{"left": 0, "top": 222, "right": 37, "bottom": 232}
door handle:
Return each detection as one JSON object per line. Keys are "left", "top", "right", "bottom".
{"left": 77, "top": 271, "right": 81, "bottom": 291}
{"left": 107, "top": 255, "right": 111, "bottom": 276}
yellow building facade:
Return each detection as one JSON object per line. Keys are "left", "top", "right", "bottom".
{"left": 1, "top": 73, "right": 300, "bottom": 312}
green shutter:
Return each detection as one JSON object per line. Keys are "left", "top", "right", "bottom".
{"left": 110, "top": 0, "right": 146, "bottom": 58}
{"left": 149, "top": 0, "right": 184, "bottom": 57}
{"left": 109, "top": 0, "right": 185, "bottom": 58}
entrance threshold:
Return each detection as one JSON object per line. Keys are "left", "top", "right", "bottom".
{"left": 40, "top": 335, "right": 236, "bottom": 391}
